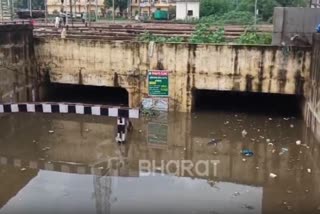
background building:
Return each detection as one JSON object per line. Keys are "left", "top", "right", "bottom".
{"left": 130, "top": 0, "right": 175, "bottom": 17}
{"left": 46, "top": 0, "right": 104, "bottom": 15}
{"left": 176, "top": 0, "right": 199, "bottom": 20}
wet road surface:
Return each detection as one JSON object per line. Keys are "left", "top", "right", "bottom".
{"left": 0, "top": 111, "right": 319, "bottom": 214}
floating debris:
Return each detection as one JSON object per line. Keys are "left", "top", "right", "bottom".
{"left": 241, "top": 130, "right": 248, "bottom": 137}
{"left": 290, "top": 124, "right": 294, "bottom": 128}
{"left": 279, "top": 148, "right": 288, "bottom": 155}
{"left": 20, "top": 168, "right": 26, "bottom": 171}
{"left": 233, "top": 192, "right": 240, "bottom": 197}
{"left": 272, "top": 149, "right": 276, "bottom": 153}
{"left": 283, "top": 117, "right": 290, "bottom": 121}
{"left": 242, "top": 158, "right": 247, "bottom": 162}
{"left": 287, "top": 190, "right": 293, "bottom": 194}
{"left": 296, "top": 140, "right": 302, "bottom": 145}
{"left": 305, "top": 189, "right": 309, "bottom": 193}
{"left": 307, "top": 168, "right": 312, "bottom": 173}
{"left": 208, "top": 139, "right": 221, "bottom": 145}
{"left": 85, "top": 128, "right": 90, "bottom": 132}
{"left": 269, "top": 173, "right": 277, "bottom": 178}
{"left": 48, "top": 130, "right": 54, "bottom": 134}
{"left": 268, "top": 118, "right": 273, "bottom": 121}
{"left": 139, "top": 130, "right": 142, "bottom": 133}
{"left": 268, "top": 143, "right": 274, "bottom": 146}
{"left": 243, "top": 204, "right": 254, "bottom": 210}
{"left": 256, "top": 166, "right": 260, "bottom": 170}
{"left": 241, "top": 149, "right": 254, "bottom": 157}
{"left": 224, "top": 121, "right": 230, "bottom": 125}
{"left": 266, "top": 138, "right": 271, "bottom": 143}
{"left": 183, "top": 148, "right": 186, "bottom": 151}
{"left": 42, "top": 147, "right": 51, "bottom": 151}
{"left": 259, "top": 135, "right": 265, "bottom": 139}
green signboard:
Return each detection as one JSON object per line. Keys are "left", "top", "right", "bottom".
{"left": 148, "top": 70, "right": 169, "bottom": 96}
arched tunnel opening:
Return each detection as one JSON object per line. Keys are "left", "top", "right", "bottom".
{"left": 192, "top": 89, "right": 304, "bottom": 117}
{"left": 42, "top": 83, "right": 129, "bottom": 107}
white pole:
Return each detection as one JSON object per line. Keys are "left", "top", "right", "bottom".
{"left": 112, "top": 0, "right": 114, "bottom": 23}
{"left": 254, "top": 0, "right": 257, "bottom": 30}
{"left": 29, "top": 0, "right": 32, "bottom": 18}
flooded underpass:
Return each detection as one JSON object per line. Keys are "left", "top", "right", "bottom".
{"left": 0, "top": 96, "right": 319, "bottom": 214}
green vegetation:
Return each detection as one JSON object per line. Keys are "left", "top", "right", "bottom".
{"left": 200, "top": 0, "right": 307, "bottom": 24}
{"left": 138, "top": 32, "right": 184, "bottom": 43}
{"left": 104, "top": 0, "right": 128, "bottom": 16}
{"left": 200, "top": 11, "right": 255, "bottom": 25}
{"left": 237, "top": 31, "right": 272, "bottom": 44}
{"left": 189, "top": 23, "right": 225, "bottom": 44}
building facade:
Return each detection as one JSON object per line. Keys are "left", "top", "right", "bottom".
{"left": 46, "top": 0, "right": 104, "bottom": 15}
{"left": 130, "top": 0, "right": 176, "bottom": 17}
{"left": 176, "top": 0, "right": 199, "bottom": 20}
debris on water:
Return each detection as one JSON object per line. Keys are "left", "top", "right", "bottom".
{"left": 233, "top": 192, "right": 240, "bottom": 197}
{"left": 279, "top": 148, "right": 288, "bottom": 155}
{"left": 299, "top": 151, "right": 303, "bottom": 154}
{"left": 307, "top": 168, "right": 312, "bottom": 173}
{"left": 224, "top": 121, "right": 229, "bottom": 125}
{"left": 296, "top": 140, "right": 301, "bottom": 145}
{"left": 42, "top": 147, "right": 51, "bottom": 151}
{"left": 251, "top": 138, "right": 255, "bottom": 142}
{"left": 290, "top": 124, "right": 294, "bottom": 128}
{"left": 20, "top": 168, "right": 26, "bottom": 171}
{"left": 268, "top": 118, "right": 273, "bottom": 121}
{"left": 257, "top": 129, "right": 260, "bottom": 132}
{"left": 139, "top": 130, "right": 142, "bottom": 133}
{"left": 48, "top": 130, "right": 54, "bottom": 134}
{"left": 241, "top": 149, "right": 254, "bottom": 157}
{"left": 223, "top": 134, "right": 227, "bottom": 137}
{"left": 243, "top": 204, "right": 254, "bottom": 210}
{"left": 266, "top": 138, "right": 271, "bottom": 142}
{"left": 287, "top": 190, "right": 293, "bottom": 194}
{"left": 268, "top": 143, "right": 274, "bottom": 146}
{"left": 242, "top": 158, "right": 247, "bottom": 162}
{"left": 259, "top": 135, "right": 265, "bottom": 139}
{"left": 208, "top": 139, "right": 221, "bottom": 145}
{"left": 256, "top": 166, "right": 260, "bottom": 170}
{"left": 283, "top": 117, "right": 290, "bottom": 121}
{"left": 32, "top": 140, "right": 37, "bottom": 143}
{"left": 272, "top": 149, "right": 276, "bottom": 153}
{"left": 305, "top": 189, "right": 309, "bottom": 193}
{"left": 241, "top": 130, "right": 248, "bottom": 137}
{"left": 85, "top": 128, "right": 90, "bottom": 132}
{"left": 183, "top": 148, "right": 186, "bottom": 151}
{"left": 269, "top": 173, "right": 277, "bottom": 178}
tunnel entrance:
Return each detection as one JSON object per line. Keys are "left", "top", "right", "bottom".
{"left": 43, "top": 83, "right": 129, "bottom": 107}
{"left": 192, "top": 89, "right": 304, "bottom": 117}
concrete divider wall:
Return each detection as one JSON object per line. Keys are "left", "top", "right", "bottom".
{"left": 305, "top": 34, "right": 320, "bottom": 141}
{"left": 0, "top": 24, "right": 37, "bottom": 103}
{"left": 272, "top": 7, "right": 320, "bottom": 45}
{"left": 35, "top": 38, "right": 311, "bottom": 112}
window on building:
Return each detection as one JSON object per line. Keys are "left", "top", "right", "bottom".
{"left": 187, "top": 10, "right": 193, "bottom": 16}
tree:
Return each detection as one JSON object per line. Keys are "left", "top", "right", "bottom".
{"left": 200, "top": 0, "right": 233, "bottom": 17}
{"left": 104, "top": 0, "right": 128, "bottom": 16}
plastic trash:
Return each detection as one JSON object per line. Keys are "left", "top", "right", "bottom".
{"left": 241, "top": 149, "right": 254, "bottom": 157}
{"left": 279, "top": 148, "right": 288, "bottom": 155}
{"left": 48, "top": 130, "right": 54, "bottom": 134}
{"left": 296, "top": 140, "right": 301, "bottom": 145}
{"left": 241, "top": 130, "right": 248, "bottom": 137}
{"left": 20, "top": 168, "right": 26, "bottom": 171}
{"left": 307, "top": 168, "right": 312, "bottom": 173}
{"left": 208, "top": 139, "right": 221, "bottom": 145}
{"left": 269, "top": 173, "right": 277, "bottom": 178}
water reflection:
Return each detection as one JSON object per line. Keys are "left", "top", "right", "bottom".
{"left": 0, "top": 112, "right": 319, "bottom": 213}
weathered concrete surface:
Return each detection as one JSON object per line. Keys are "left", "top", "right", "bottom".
{"left": 272, "top": 7, "right": 320, "bottom": 46}
{"left": 35, "top": 38, "right": 311, "bottom": 112}
{"left": 0, "top": 24, "right": 37, "bottom": 102}
{"left": 305, "top": 34, "right": 320, "bottom": 141}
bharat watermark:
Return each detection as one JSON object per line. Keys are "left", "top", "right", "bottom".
{"left": 139, "top": 160, "right": 220, "bottom": 177}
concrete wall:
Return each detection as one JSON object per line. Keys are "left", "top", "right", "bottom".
{"left": 176, "top": 1, "right": 200, "bottom": 20}
{"left": 305, "top": 34, "right": 320, "bottom": 141}
{"left": 35, "top": 38, "right": 311, "bottom": 112}
{"left": 0, "top": 24, "right": 38, "bottom": 103}
{"left": 272, "top": 7, "right": 320, "bottom": 45}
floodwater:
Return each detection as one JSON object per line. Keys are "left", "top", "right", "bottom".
{"left": 0, "top": 110, "right": 319, "bottom": 214}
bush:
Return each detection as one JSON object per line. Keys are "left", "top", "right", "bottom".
{"left": 189, "top": 23, "right": 225, "bottom": 44}
{"left": 237, "top": 31, "right": 272, "bottom": 44}
{"left": 137, "top": 32, "right": 183, "bottom": 43}
{"left": 200, "top": 11, "right": 255, "bottom": 25}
